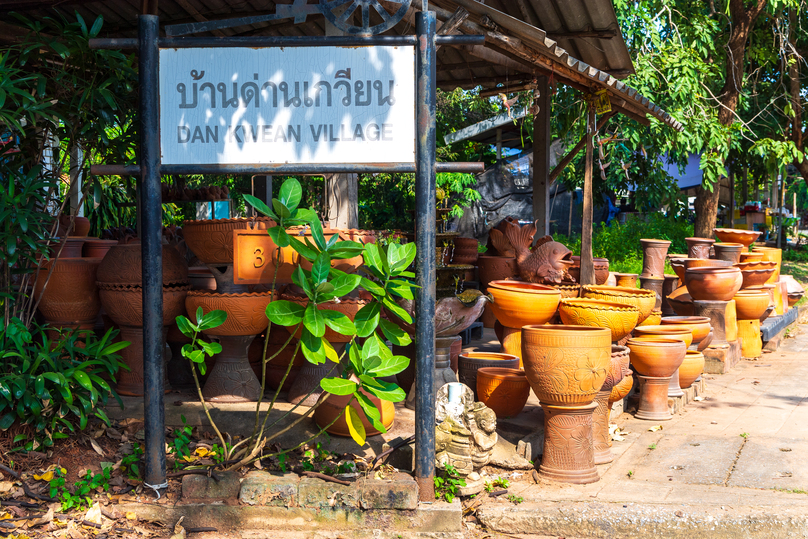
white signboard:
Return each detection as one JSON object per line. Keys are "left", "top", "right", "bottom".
{"left": 159, "top": 47, "right": 415, "bottom": 165}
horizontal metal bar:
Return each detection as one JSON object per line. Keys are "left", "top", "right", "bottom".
{"left": 91, "top": 162, "right": 484, "bottom": 176}
{"left": 89, "top": 35, "right": 483, "bottom": 51}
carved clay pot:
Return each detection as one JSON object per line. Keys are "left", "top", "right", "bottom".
{"left": 451, "top": 237, "right": 479, "bottom": 265}
{"left": 558, "top": 298, "right": 639, "bottom": 342}
{"left": 739, "top": 268, "right": 776, "bottom": 289}
{"left": 188, "top": 267, "right": 216, "bottom": 290}
{"left": 539, "top": 402, "right": 599, "bottom": 484}
{"left": 458, "top": 352, "right": 519, "bottom": 400}
{"left": 34, "top": 257, "right": 102, "bottom": 327}
{"left": 488, "top": 281, "right": 562, "bottom": 362}
{"left": 667, "top": 286, "right": 694, "bottom": 316}
{"left": 550, "top": 284, "right": 581, "bottom": 298}
{"left": 580, "top": 285, "right": 656, "bottom": 325}
{"left": 685, "top": 237, "right": 715, "bottom": 259}
{"left": 739, "top": 252, "right": 764, "bottom": 263}
{"left": 82, "top": 239, "right": 119, "bottom": 259}
{"left": 735, "top": 260, "right": 777, "bottom": 272}
{"left": 593, "top": 346, "right": 627, "bottom": 464}
{"left": 640, "top": 239, "right": 671, "bottom": 278}
{"left": 569, "top": 256, "right": 610, "bottom": 285}
{"left": 733, "top": 290, "right": 770, "bottom": 320}
{"left": 182, "top": 217, "right": 272, "bottom": 264}
{"left": 627, "top": 337, "right": 686, "bottom": 378}
{"left": 713, "top": 243, "right": 744, "bottom": 263}
{"left": 521, "top": 325, "right": 611, "bottom": 407}
{"left": 714, "top": 228, "right": 760, "bottom": 249}
{"left": 58, "top": 215, "right": 91, "bottom": 237}
{"left": 476, "top": 367, "right": 530, "bottom": 419}
{"left": 97, "top": 241, "right": 189, "bottom": 287}
{"left": 614, "top": 273, "right": 638, "bottom": 288}
{"left": 478, "top": 255, "right": 518, "bottom": 288}
{"left": 632, "top": 325, "right": 693, "bottom": 348}
{"left": 660, "top": 316, "right": 711, "bottom": 345}
{"left": 315, "top": 386, "right": 395, "bottom": 437}
{"left": 678, "top": 350, "right": 704, "bottom": 389}
{"left": 637, "top": 309, "right": 662, "bottom": 327}
{"left": 684, "top": 267, "right": 742, "bottom": 301}
{"left": 661, "top": 275, "right": 680, "bottom": 315}
{"left": 751, "top": 247, "right": 781, "bottom": 283}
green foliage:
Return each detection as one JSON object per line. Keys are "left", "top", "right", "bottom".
{"left": 506, "top": 494, "right": 524, "bottom": 504}
{"left": 169, "top": 415, "right": 194, "bottom": 466}
{"left": 0, "top": 319, "right": 127, "bottom": 450}
{"left": 176, "top": 308, "right": 225, "bottom": 377}
{"left": 49, "top": 465, "right": 112, "bottom": 512}
{"left": 120, "top": 442, "right": 143, "bottom": 480}
{"left": 434, "top": 464, "right": 466, "bottom": 503}
{"left": 485, "top": 476, "right": 510, "bottom": 492}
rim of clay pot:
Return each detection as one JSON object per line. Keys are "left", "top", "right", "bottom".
{"left": 734, "top": 289, "right": 770, "bottom": 297}
{"left": 559, "top": 298, "right": 640, "bottom": 313}
{"left": 611, "top": 344, "right": 630, "bottom": 356}
{"left": 581, "top": 285, "right": 655, "bottom": 298}
{"left": 740, "top": 268, "right": 775, "bottom": 278}
{"left": 183, "top": 216, "right": 273, "bottom": 226}
{"left": 552, "top": 283, "right": 581, "bottom": 290}
{"left": 734, "top": 261, "right": 777, "bottom": 270}
{"left": 522, "top": 324, "right": 611, "bottom": 336}
{"left": 714, "top": 228, "right": 760, "bottom": 238}
{"left": 627, "top": 336, "right": 685, "bottom": 347}
{"left": 667, "top": 254, "right": 689, "bottom": 259}
{"left": 750, "top": 246, "right": 780, "bottom": 252}
{"left": 476, "top": 367, "right": 527, "bottom": 381}
{"left": 613, "top": 273, "right": 638, "bottom": 278}
{"left": 42, "top": 256, "right": 103, "bottom": 268}
{"left": 685, "top": 267, "right": 741, "bottom": 275}
{"left": 98, "top": 282, "right": 191, "bottom": 292}
{"left": 746, "top": 284, "right": 775, "bottom": 290}
{"left": 685, "top": 237, "right": 716, "bottom": 244}
{"left": 684, "top": 259, "right": 733, "bottom": 269}
{"left": 640, "top": 238, "right": 672, "bottom": 246}
{"left": 661, "top": 316, "right": 710, "bottom": 324}
{"left": 459, "top": 352, "right": 519, "bottom": 362}
{"left": 82, "top": 239, "right": 119, "bottom": 246}
{"left": 478, "top": 254, "right": 516, "bottom": 260}
{"left": 187, "top": 290, "right": 274, "bottom": 299}
{"left": 714, "top": 242, "right": 744, "bottom": 248}
{"left": 633, "top": 325, "right": 691, "bottom": 337}
{"left": 488, "top": 280, "right": 558, "bottom": 294}
{"left": 685, "top": 349, "right": 704, "bottom": 358}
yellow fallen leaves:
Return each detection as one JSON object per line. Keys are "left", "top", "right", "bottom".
{"left": 180, "top": 447, "right": 217, "bottom": 463}
{"left": 125, "top": 512, "right": 137, "bottom": 520}
{"left": 33, "top": 466, "right": 66, "bottom": 482}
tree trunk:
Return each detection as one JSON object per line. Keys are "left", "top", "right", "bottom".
{"left": 693, "top": 0, "right": 767, "bottom": 237}
{"left": 789, "top": 8, "right": 808, "bottom": 185}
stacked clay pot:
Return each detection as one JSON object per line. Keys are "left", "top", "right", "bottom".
{"left": 451, "top": 237, "right": 479, "bottom": 265}
{"left": 458, "top": 352, "right": 520, "bottom": 400}
{"left": 714, "top": 228, "right": 761, "bottom": 250}
{"left": 97, "top": 240, "right": 190, "bottom": 396}
{"left": 713, "top": 242, "right": 744, "bottom": 263}
{"left": 34, "top": 254, "right": 102, "bottom": 339}
{"left": 627, "top": 336, "right": 686, "bottom": 421}
{"left": 684, "top": 266, "right": 742, "bottom": 301}
{"left": 476, "top": 367, "right": 531, "bottom": 418}
{"left": 606, "top": 345, "right": 632, "bottom": 452}
{"left": 661, "top": 316, "right": 713, "bottom": 351}
{"left": 521, "top": 325, "right": 611, "bottom": 484}
{"left": 685, "top": 237, "right": 715, "bottom": 259}
{"left": 733, "top": 289, "right": 770, "bottom": 359}
{"left": 557, "top": 298, "right": 639, "bottom": 343}
{"left": 580, "top": 285, "right": 657, "bottom": 326}
{"left": 592, "top": 345, "right": 628, "bottom": 464}
{"left": 678, "top": 350, "right": 705, "bottom": 389}
{"left": 633, "top": 325, "right": 691, "bottom": 398}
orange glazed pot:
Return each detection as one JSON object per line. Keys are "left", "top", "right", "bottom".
{"left": 684, "top": 267, "right": 742, "bottom": 301}
{"left": 627, "top": 337, "right": 686, "bottom": 378}
{"left": 632, "top": 325, "right": 693, "bottom": 348}
{"left": 669, "top": 258, "right": 697, "bottom": 282}
{"left": 458, "top": 352, "right": 520, "bottom": 400}
{"left": 487, "top": 280, "right": 561, "bottom": 329}
{"left": 678, "top": 350, "right": 704, "bottom": 389}
{"left": 733, "top": 290, "right": 771, "bottom": 320}
{"left": 580, "top": 285, "right": 656, "bottom": 324}
{"left": 660, "top": 316, "right": 711, "bottom": 344}
{"left": 314, "top": 388, "right": 395, "bottom": 437}
{"left": 476, "top": 367, "right": 531, "bottom": 418}
{"left": 739, "top": 268, "right": 776, "bottom": 289}
{"left": 739, "top": 252, "right": 764, "bottom": 263}
{"left": 558, "top": 298, "right": 639, "bottom": 342}
{"left": 521, "top": 325, "right": 611, "bottom": 406}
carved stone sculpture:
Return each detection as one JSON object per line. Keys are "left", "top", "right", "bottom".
{"left": 434, "top": 383, "right": 498, "bottom": 477}
{"left": 503, "top": 220, "right": 574, "bottom": 284}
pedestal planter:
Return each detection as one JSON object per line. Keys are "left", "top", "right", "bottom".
{"left": 476, "top": 367, "right": 530, "bottom": 418}
{"left": 636, "top": 375, "right": 673, "bottom": 421}
{"left": 627, "top": 337, "right": 686, "bottom": 421}
{"left": 685, "top": 237, "right": 715, "bottom": 259}
{"left": 539, "top": 402, "right": 599, "bottom": 484}
{"left": 738, "top": 319, "right": 762, "bottom": 358}
{"left": 640, "top": 239, "right": 671, "bottom": 278}
{"left": 614, "top": 273, "right": 638, "bottom": 288}
{"left": 488, "top": 280, "right": 561, "bottom": 361}
{"left": 458, "top": 352, "right": 520, "bottom": 400}
{"left": 692, "top": 300, "right": 731, "bottom": 346}
{"left": 713, "top": 243, "right": 744, "bottom": 263}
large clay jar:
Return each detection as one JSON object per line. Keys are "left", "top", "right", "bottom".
{"left": 488, "top": 280, "right": 561, "bottom": 362}
{"left": 478, "top": 255, "right": 518, "bottom": 288}
{"left": 714, "top": 228, "right": 760, "bottom": 249}
{"left": 751, "top": 247, "right": 781, "bottom": 284}
{"left": 678, "top": 350, "right": 704, "bottom": 389}
{"left": 476, "top": 367, "right": 531, "bottom": 419}
{"left": 58, "top": 215, "right": 91, "bottom": 237}
{"left": 182, "top": 217, "right": 272, "bottom": 264}
{"left": 569, "top": 256, "right": 610, "bottom": 285}
{"left": 640, "top": 239, "right": 671, "bottom": 278}
{"left": 82, "top": 239, "right": 119, "bottom": 259}
{"left": 733, "top": 290, "right": 771, "bottom": 320}
{"left": 451, "top": 237, "right": 479, "bottom": 265}
{"left": 685, "top": 237, "right": 715, "bottom": 259}
{"left": 558, "top": 298, "right": 639, "bottom": 342}
{"left": 35, "top": 257, "right": 102, "bottom": 330}
{"left": 713, "top": 243, "right": 744, "bottom": 263}
{"left": 458, "top": 352, "right": 519, "bottom": 400}
{"left": 97, "top": 242, "right": 189, "bottom": 287}
{"left": 580, "top": 285, "right": 656, "bottom": 325}
{"left": 314, "top": 387, "right": 395, "bottom": 437}
{"left": 684, "top": 267, "right": 742, "bottom": 301}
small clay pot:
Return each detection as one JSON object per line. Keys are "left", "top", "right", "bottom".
{"left": 478, "top": 255, "right": 518, "bottom": 287}
{"left": 558, "top": 298, "right": 639, "bottom": 342}
{"left": 713, "top": 242, "right": 744, "bottom": 263}
{"left": 714, "top": 228, "right": 760, "bottom": 249}
{"left": 458, "top": 352, "right": 519, "bottom": 399}
{"left": 476, "top": 367, "right": 531, "bottom": 418}
{"left": 678, "top": 350, "right": 704, "bottom": 389}
{"left": 750, "top": 247, "right": 782, "bottom": 283}
{"left": 451, "top": 237, "right": 479, "bottom": 265}
{"left": 684, "top": 267, "right": 742, "bottom": 301}
{"left": 632, "top": 325, "right": 693, "bottom": 348}
{"left": 580, "top": 285, "right": 657, "bottom": 325}
{"left": 685, "top": 237, "right": 715, "bottom": 259}
{"left": 59, "top": 215, "right": 91, "bottom": 237}
{"left": 739, "top": 268, "right": 776, "bottom": 289}
{"left": 627, "top": 337, "right": 686, "bottom": 378}
{"left": 487, "top": 280, "right": 561, "bottom": 329}
{"left": 788, "top": 292, "right": 804, "bottom": 307}
{"left": 733, "top": 290, "right": 770, "bottom": 320}
{"left": 614, "top": 273, "right": 638, "bottom": 288}
{"left": 739, "top": 252, "right": 764, "bottom": 263}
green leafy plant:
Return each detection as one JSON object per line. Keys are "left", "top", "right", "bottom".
{"left": 120, "top": 442, "right": 143, "bottom": 479}
{"left": 50, "top": 465, "right": 112, "bottom": 512}
{"left": 740, "top": 432, "right": 749, "bottom": 439}
{"left": 506, "top": 494, "right": 524, "bottom": 505}
{"left": 485, "top": 476, "right": 510, "bottom": 492}
{"left": 648, "top": 443, "right": 657, "bottom": 450}
{"left": 168, "top": 415, "right": 194, "bottom": 466}
{"left": 627, "top": 470, "right": 634, "bottom": 478}
{"left": 434, "top": 464, "right": 466, "bottom": 503}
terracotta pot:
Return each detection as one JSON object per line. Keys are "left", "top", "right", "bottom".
{"left": 637, "top": 309, "right": 662, "bottom": 327}
{"left": 669, "top": 258, "right": 696, "bottom": 282}
{"left": 627, "top": 337, "right": 686, "bottom": 378}
{"left": 99, "top": 283, "right": 190, "bottom": 327}
{"left": 713, "top": 242, "right": 744, "bottom": 263}
{"left": 667, "top": 286, "right": 694, "bottom": 316}
{"left": 735, "top": 260, "right": 777, "bottom": 271}
{"left": 685, "top": 237, "right": 715, "bottom": 259}
{"left": 614, "top": 273, "right": 638, "bottom": 288}
{"left": 580, "top": 285, "right": 656, "bottom": 325}
{"left": 451, "top": 238, "right": 479, "bottom": 265}
{"left": 788, "top": 292, "right": 803, "bottom": 307}
{"left": 188, "top": 267, "right": 217, "bottom": 290}
{"left": 58, "top": 215, "right": 91, "bottom": 237}
{"left": 592, "top": 346, "right": 627, "bottom": 464}
{"left": 569, "top": 256, "right": 610, "bottom": 285}
{"left": 315, "top": 387, "right": 395, "bottom": 437}
{"left": 684, "top": 258, "right": 733, "bottom": 270}
{"left": 97, "top": 241, "right": 189, "bottom": 287}
{"left": 684, "top": 267, "right": 742, "bottom": 301}
{"left": 81, "top": 239, "right": 118, "bottom": 259}
{"left": 661, "top": 275, "right": 680, "bottom": 316}
{"left": 487, "top": 280, "right": 561, "bottom": 329}
{"left": 640, "top": 239, "right": 671, "bottom": 278}
{"left": 739, "top": 252, "right": 764, "bottom": 263}
{"left": 714, "top": 228, "right": 760, "bottom": 249}
{"left": 678, "top": 350, "right": 704, "bottom": 389}
{"left": 739, "top": 268, "right": 776, "bottom": 289}
{"left": 478, "top": 255, "right": 518, "bottom": 288}
{"left": 609, "top": 345, "right": 633, "bottom": 406}
{"left": 660, "top": 316, "right": 711, "bottom": 344}
{"left": 635, "top": 375, "right": 673, "bottom": 421}
{"left": 476, "top": 367, "right": 531, "bottom": 418}
{"left": 185, "top": 291, "right": 273, "bottom": 336}
{"left": 751, "top": 247, "right": 781, "bottom": 283}
{"left": 48, "top": 237, "right": 86, "bottom": 258}
{"left": 733, "top": 290, "right": 770, "bottom": 320}
{"left": 521, "top": 325, "right": 611, "bottom": 406}
{"left": 632, "top": 325, "right": 693, "bottom": 348}
{"left": 182, "top": 217, "right": 272, "bottom": 264}
{"left": 281, "top": 294, "right": 369, "bottom": 342}
{"left": 550, "top": 284, "right": 581, "bottom": 298}
{"left": 480, "top": 302, "right": 497, "bottom": 328}
{"left": 639, "top": 276, "right": 664, "bottom": 311}
{"left": 457, "top": 351, "right": 520, "bottom": 399}
{"left": 34, "top": 258, "right": 102, "bottom": 325}
{"left": 558, "top": 298, "right": 639, "bottom": 342}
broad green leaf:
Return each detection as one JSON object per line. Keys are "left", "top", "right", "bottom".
{"left": 73, "top": 371, "right": 93, "bottom": 392}
{"left": 265, "top": 300, "right": 305, "bottom": 326}
{"left": 288, "top": 236, "right": 318, "bottom": 261}
{"left": 279, "top": 178, "right": 302, "bottom": 212}
{"left": 364, "top": 380, "right": 406, "bottom": 403}
{"left": 363, "top": 243, "right": 384, "bottom": 274}
{"left": 379, "top": 319, "right": 412, "bottom": 346}
{"left": 355, "top": 391, "right": 386, "bottom": 433}
{"left": 320, "top": 378, "right": 357, "bottom": 396}
{"left": 331, "top": 273, "right": 362, "bottom": 297}
{"left": 348, "top": 342, "right": 363, "bottom": 375}
{"left": 311, "top": 252, "right": 330, "bottom": 286}
{"left": 292, "top": 265, "right": 313, "bottom": 299}
{"left": 354, "top": 303, "right": 381, "bottom": 338}
{"left": 390, "top": 242, "right": 416, "bottom": 273}
{"left": 0, "top": 412, "right": 15, "bottom": 430}
{"left": 323, "top": 338, "right": 340, "bottom": 363}
{"left": 309, "top": 220, "right": 327, "bottom": 251}
{"left": 345, "top": 405, "right": 366, "bottom": 446}
{"left": 303, "top": 303, "right": 326, "bottom": 338}
{"left": 322, "top": 310, "right": 356, "bottom": 336}
{"left": 243, "top": 194, "right": 279, "bottom": 220}
{"left": 315, "top": 282, "right": 335, "bottom": 296}
{"left": 361, "top": 333, "right": 382, "bottom": 361}
{"left": 359, "top": 276, "right": 385, "bottom": 297}
{"left": 382, "top": 296, "right": 412, "bottom": 324}
{"left": 267, "top": 226, "right": 290, "bottom": 248}
{"left": 198, "top": 341, "right": 222, "bottom": 356}
{"left": 175, "top": 315, "right": 196, "bottom": 338}
{"left": 367, "top": 354, "right": 410, "bottom": 377}
{"left": 301, "top": 328, "right": 325, "bottom": 364}
{"left": 198, "top": 310, "right": 227, "bottom": 331}
{"left": 386, "top": 279, "right": 416, "bottom": 300}
{"left": 272, "top": 199, "right": 291, "bottom": 219}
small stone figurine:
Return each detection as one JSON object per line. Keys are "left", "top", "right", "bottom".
{"left": 434, "top": 383, "right": 498, "bottom": 477}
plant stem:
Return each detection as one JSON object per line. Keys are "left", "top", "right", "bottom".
{"left": 187, "top": 332, "right": 228, "bottom": 459}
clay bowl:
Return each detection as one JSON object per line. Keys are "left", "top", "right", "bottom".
{"left": 788, "top": 292, "right": 804, "bottom": 307}
{"left": 476, "top": 367, "right": 531, "bottom": 419}
{"left": 739, "top": 252, "right": 764, "bottom": 263}
{"left": 458, "top": 352, "right": 520, "bottom": 399}
{"left": 714, "top": 228, "right": 761, "bottom": 249}
{"left": 614, "top": 273, "right": 639, "bottom": 288}
{"left": 100, "top": 283, "right": 191, "bottom": 327}
{"left": 550, "top": 284, "right": 581, "bottom": 298}
{"left": 679, "top": 350, "right": 705, "bottom": 389}
{"left": 733, "top": 290, "right": 771, "bottom": 320}
{"left": 487, "top": 280, "right": 561, "bottom": 329}
{"left": 739, "top": 268, "right": 776, "bottom": 289}
{"left": 580, "top": 285, "right": 656, "bottom": 324}
{"left": 558, "top": 298, "right": 640, "bottom": 342}
{"left": 637, "top": 309, "right": 662, "bottom": 327}
{"left": 632, "top": 325, "right": 693, "bottom": 348}
{"left": 684, "top": 267, "right": 742, "bottom": 301}
{"left": 684, "top": 258, "right": 734, "bottom": 270}
{"left": 660, "top": 316, "right": 711, "bottom": 344}
{"left": 182, "top": 217, "right": 272, "bottom": 265}
{"left": 627, "top": 337, "right": 686, "bottom": 378}
{"left": 669, "top": 258, "right": 697, "bottom": 282}
{"left": 569, "top": 256, "right": 610, "bottom": 285}
{"left": 185, "top": 291, "right": 273, "bottom": 336}
{"left": 666, "top": 286, "right": 694, "bottom": 316}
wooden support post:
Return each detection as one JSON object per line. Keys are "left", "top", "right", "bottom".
{"left": 252, "top": 175, "right": 272, "bottom": 216}
{"left": 496, "top": 128, "right": 502, "bottom": 159}
{"left": 729, "top": 162, "right": 735, "bottom": 227}
{"left": 741, "top": 165, "right": 748, "bottom": 207}
{"left": 532, "top": 76, "right": 551, "bottom": 238}
{"left": 580, "top": 106, "right": 596, "bottom": 285}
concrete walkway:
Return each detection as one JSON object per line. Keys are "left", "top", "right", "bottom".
{"left": 475, "top": 323, "right": 808, "bottom": 538}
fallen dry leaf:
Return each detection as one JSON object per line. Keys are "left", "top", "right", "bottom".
{"left": 84, "top": 502, "right": 104, "bottom": 526}
{"left": 89, "top": 438, "right": 105, "bottom": 457}
{"left": 28, "top": 507, "right": 54, "bottom": 527}
{"left": 169, "top": 516, "right": 186, "bottom": 539}
{"left": 648, "top": 425, "right": 663, "bottom": 432}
